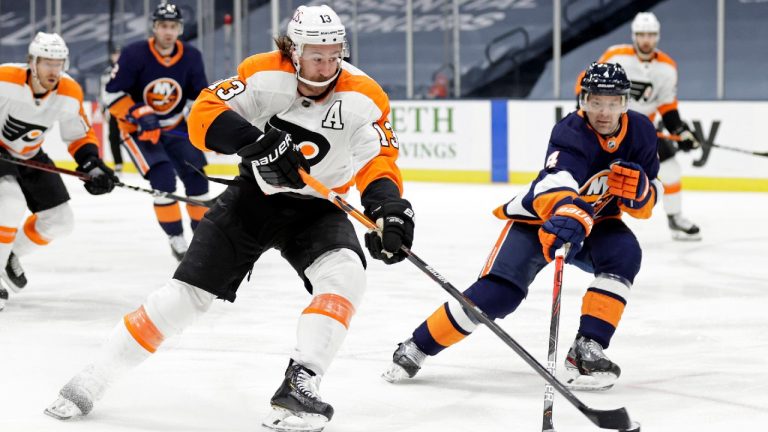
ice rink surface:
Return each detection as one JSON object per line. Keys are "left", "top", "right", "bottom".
{"left": 1, "top": 174, "right": 766, "bottom": 431}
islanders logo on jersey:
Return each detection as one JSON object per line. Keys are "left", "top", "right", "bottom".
{"left": 2, "top": 115, "right": 48, "bottom": 143}
{"left": 579, "top": 169, "right": 611, "bottom": 205}
{"left": 143, "top": 78, "right": 182, "bottom": 115}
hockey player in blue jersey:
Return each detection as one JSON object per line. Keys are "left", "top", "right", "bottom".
{"left": 383, "top": 63, "right": 661, "bottom": 392}
{"left": 104, "top": 2, "right": 209, "bottom": 261}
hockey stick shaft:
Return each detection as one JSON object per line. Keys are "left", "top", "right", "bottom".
{"left": 658, "top": 133, "right": 768, "bottom": 158}
{"left": 542, "top": 246, "right": 567, "bottom": 432}
{"left": 299, "top": 170, "right": 636, "bottom": 431}
{"left": 0, "top": 152, "right": 211, "bottom": 207}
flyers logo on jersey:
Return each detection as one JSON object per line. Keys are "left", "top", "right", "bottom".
{"left": 143, "top": 78, "right": 182, "bottom": 115}
{"left": 629, "top": 81, "right": 653, "bottom": 102}
{"left": 269, "top": 115, "right": 331, "bottom": 165}
{"left": 2, "top": 115, "right": 48, "bottom": 142}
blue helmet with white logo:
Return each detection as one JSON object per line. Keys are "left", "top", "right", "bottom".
{"left": 579, "top": 62, "right": 631, "bottom": 113}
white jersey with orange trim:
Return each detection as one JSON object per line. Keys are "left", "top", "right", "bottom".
{"left": 189, "top": 51, "right": 402, "bottom": 199}
{"left": 592, "top": 44, "right": 679, "bottom": 119}
{"left": 0, "top": 63, "right": 97, "bottom": 160}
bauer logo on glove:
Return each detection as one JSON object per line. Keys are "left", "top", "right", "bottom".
{"left": 249, "top": 135, "right": 295, "bottom": 167}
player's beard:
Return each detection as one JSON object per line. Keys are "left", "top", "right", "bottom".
{"left": 38, "top": 72, "right": 60, "bottom": 91}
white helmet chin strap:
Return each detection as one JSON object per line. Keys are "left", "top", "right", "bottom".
{"left": 292, "top": 52, "right": 342, "bottom": 88}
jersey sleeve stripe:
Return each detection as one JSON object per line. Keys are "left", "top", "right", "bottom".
{"left": 532, "top": 189, "right": 578, "bottom": 221}
{"left": 598, "top": 45, "right": 635, "bottom": 62}
{"left": 657, "top": 100, "right": 678, "bottom": 115}
{"left": 335, "top": 71, "right": 389, "bottom": 122}
{"left": 56, "top": 76, "right": 85, "bottom": 100}
{"left": 0, "top": 65, "right": 28, "bottom": 85}
{"left": 654, "top": 50, "right": 677, "bottom": 68}
{"left": 67, "top": 133, "right": 98, "bottom": 157}
{"left": 187, "top": 90, "right": 235, "bottom": 152}
{"left": 355, "top": 153, "right": 403, "bottom": 197}
{"left": 237, "top": 51, "right": 295, "bottom": 80}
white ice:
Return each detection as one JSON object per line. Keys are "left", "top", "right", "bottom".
{"left": 1, "top": 174, "right": 766, "bottom": 431}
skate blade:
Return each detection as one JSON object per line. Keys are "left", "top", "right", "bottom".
{"left": 381, "top": 363, "right": 410, "bottom": 383}
{"left": 671, "top": 231, "right": 702, "bottom": 241}
{"left": 564, "top": 370, "right": 616, "bottom": 392}
{"left": 261, "top": 407, "right": 328, "bottom": 432}
{"left": 44, "top": 396, "right": 84, "bottom": 421}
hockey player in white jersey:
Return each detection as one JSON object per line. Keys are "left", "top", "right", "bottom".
{"left": 0, "top": 32, "right": 116, "bottom": 310}
{"left": 576, "top": 12, "right": 702, "bottom": 240}
{"left": 45, "top": 5, "right": 414, "bottom": 432}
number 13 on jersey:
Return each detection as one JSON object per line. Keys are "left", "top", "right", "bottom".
{"left": 373, "top": 120, "right": 399, "bottom": 148}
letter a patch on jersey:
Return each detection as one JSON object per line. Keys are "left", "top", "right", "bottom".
{"left": 322, "top": 100, "right": 344, "bottom": 130}
{"left": 2, "top": 115, "right": 48, "bottom": 142}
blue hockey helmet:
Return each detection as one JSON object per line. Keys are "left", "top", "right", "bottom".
{"left": 152, "top": 2, "right": 183, "bottom": 23}
{"left": 579, "top": 62, "right": 631, "bottom": 113}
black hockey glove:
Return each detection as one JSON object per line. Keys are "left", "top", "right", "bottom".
{"left": 673, "top": 123, "right": 700, "bottom": 152}
{"left": 364, "top": 198, "right": 415, "bottom": 265}
{"left": 77, "top": 156, "right": 118, "bottom": 195}
{"left": 237, "top": 128, "right": 310, "bottom": 189}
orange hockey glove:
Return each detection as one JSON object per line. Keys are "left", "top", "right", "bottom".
{"left": 607, "top": 160, "right": 651, "bottom": 208}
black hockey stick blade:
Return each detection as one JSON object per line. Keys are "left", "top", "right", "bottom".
{"left": 580, "top": 405, "right": 640, "bottom": 430}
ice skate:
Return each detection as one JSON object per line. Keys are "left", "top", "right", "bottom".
{"left": 667, "top": 214, "right": 702, "bottom": 241}
{"left": 564, "top": 334, "right": 621, "bottom": 391}
{"left": 44, "top": 365, "right": 109, "bottom": 421}
{"left": 1, "top": 252, "right": 27, "bottom": 292}
{"left": 168, "top": 234, "right": 188, "bottom": 262}
{"left": 382, "top": 338, "right": 427, "bottom": 383}
{"left": 262, "top": 360, "right": 333, "bottom": 432}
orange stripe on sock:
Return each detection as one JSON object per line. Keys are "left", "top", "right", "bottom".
{"left": 23, "top": 214, "right": 50, "bottom": 245}
{"left": 581, "top": 291, "right": 626, "bottom": 328}
{"left": 124, "top": 305, "right": 164, "bottom": 353}
{"left": 302, "top": 293, "right": 356, "bottom": 329}
{"left": 0, "top": 226, "right": 17, "bottom": 243}
{"left": 185, "top": 203, "right": 207, "bottom": 221}
{"left": 426, "top": 304, "right": 467, "bottom": 348}
{"left": 154, "top": 202, "right": 182, "bottom": 223}
{"left": 663, "top": 182, "right": 682, "bottom": 195}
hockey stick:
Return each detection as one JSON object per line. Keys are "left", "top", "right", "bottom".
{"left": 543, "top": 191, "right": 612, "bottom": 432}
{"left": 658, "top": 132, "right": 768, "bottom": 159}
{"left": 299, "top": 170, "right": 640, "bottom": 432}
{"left": 542, "top": 245, "right": 568, "bottom": 432}
{"left": 0, "top": 152, "right": 213, "bottom": 207}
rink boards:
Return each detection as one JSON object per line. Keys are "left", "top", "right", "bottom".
{"left": 47, "top": 100, "right": 768, "bottom": 192}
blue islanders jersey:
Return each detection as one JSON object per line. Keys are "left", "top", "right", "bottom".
{"left": 494, "top": 109, "right": 662, "bottom": 222}
{"left": 104, "top": 38, "right": 207, "bottom": 134}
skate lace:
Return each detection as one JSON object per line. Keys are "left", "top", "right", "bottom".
{"left": 401, "top": 340, "right": 427, "bottom": 365}
{"left": 8, "top": 254, "right": 23, "bottom": 277}
{"left": 295, "top": 369, "right": 321, "bottom": 401}
{"left": 581, "top": 338, "right": 606, "bottom": 361}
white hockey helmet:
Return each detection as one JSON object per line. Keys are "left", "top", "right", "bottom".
{"left": 287, "top": 4, "right": 349, "bottom": 87}
{"left": 28, "top": 31, "right": 69, "bottom": 70}
{"left": 631, "top": 12, "right": 660, "bottom": 35}
{"left": 288, "top": 5, "right": 349, "bottom": 57}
